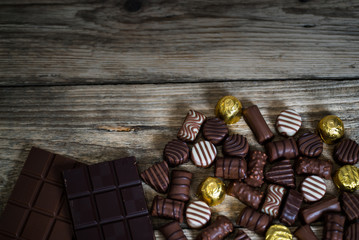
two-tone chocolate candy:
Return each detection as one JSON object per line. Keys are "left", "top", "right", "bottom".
{"left": 151, "top": 196, "right": 185, "bottom": 222}
{"left": 245, "top": 150, "right": 267, "bottom": 187}
{"left": 177, "top": 110, "right": 206, "bottom": 142}
{"left": 261, "top": 184, "right": 286, "bottom": 218}
{"left": 215, "top": 157, "right": 247, "bottom": 180}
{"left": 297, "top": 132, "right": 323, "bottom": 158}
{"left": 164, "top": 139, "right": 189, "bottom": 167}
{"left": 227, "top": 181, "right": 263, "bottom": 210}
{"left": 295, "top": 156, "right": 333, "bottom": 180}
{"left": 160, "top": 221, "right": 187, "bottom": 240}
{"left": 334, "top": 139, "right": 359, "bottom": 165}
{"left": 265, "top": 159, "right": 295, "bottom": 188}
{"left": 300, "top": 175, "right": 326, "bottom": 202}
{"left": 323, "top": 213, "right": 345, "bottom": 240}
{"left": 168, "top": 170, "right": 192, "bottom": 202}
{"left": 276, "top": 109, "right": 302, "bottom": 137}
{"left": 279, "top": 189, "right": 303, "bottom": 226}
{"left": 202, "top": 117, "right": 229, "bottom": 145}
{"left": 185, "top": 201, "right": 211, "bottom": 229}
{"left": 265, "top": 138, "right": 298, "bottom": 162}
{"left": 222, "top": 134, "right": 249, "bottom": 157}
{"left": 191, "top": 140, "right": 217, "bottom": 168}
{"left": 196, "top": 215, "right": 233, "bottom": 240}
{"left": 294, "top": 225, "right": 318, "bottom": 240}
{"left": 300, "top": 196, "right": 341, "bottom": 224}
{"left": 237, "top": 207, "right": 272, "bottom": 235}
{"left": 243, "top": 105, "right": 274, "bottom": 144}
{"left": 141, "top": 161, "right": 170, "bottom": 193}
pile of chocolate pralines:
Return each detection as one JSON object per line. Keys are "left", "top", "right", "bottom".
{"left": 140, "top": 105, "right": 359, "bottom": 240}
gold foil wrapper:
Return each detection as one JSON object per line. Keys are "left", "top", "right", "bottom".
{"left": 198, "top": 177, "right": 225, "bottom": 206}
{"left": 266, "top": 225, "right": 292, "bottom": 240}
{"left": 215, "top": 96, "right": 242, "bottom": 124}
{"left": 317, "top": 115, "right": 344, "bottom": 144}
{"left": 334, "top": 165, "right": 359, "bottom": 192}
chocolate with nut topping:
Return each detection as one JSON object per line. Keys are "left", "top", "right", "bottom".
{"left": 245, "top": 150, "right": 267, "bottom": 187}
{"left": 295, "top": 156, "right": 333, "bottom": 180}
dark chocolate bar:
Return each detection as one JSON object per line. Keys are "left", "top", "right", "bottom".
{"left": 215, "top": 157, "right": 247, "bottom": 180}
{"left": 141, "top": 161, "right": 170, "bottom": 193}
{"left": 160, "top": 221, "right": 187, "bottom": 240}
{"left": 167, "top": 170, "right": 192, "bottom": 202}
{"left": 334, "top": 139, "right": 359, "bottom": 165}
{"left": 294, "top": 225, "right": 318, "bottom": 240}
{"left": 0, "top": 147, "right": 80, "bottom": 240}
{"left": 227, "top": 181, "right": 263, "bottom": 210}
{"left": 164, "top": 139, "right": 189, "bottom": 167}
{"left": 196, "top": 215, "right": 233, "bottom": 240}
{"left": 297, "top": 132, "right": 323, "bottom": 158}
{"left": 279, "top": 189, "right": 303, "bottom": 226}
{"left": 237, "top": 207, "right": 272, "bottom": 236}
{"left": 243, "top": 105, "right": 274, "bottom": 144}
{"left": 151, "top": 196, "right": 184, "bottom": 223}
{"left": 265, "top": 138, "right": 298, "bottom": 162}
{"left": 265, "top": 159, "right": 295, "bottom": 188}
{"left": 341, "top": 192, "right": 359, "bottom": 221}
{"left": 63, "top": 157, "right": 154, "bottom": 240}
{"left": 300, "top": 196, "right": 341, "bottom": 224}
{"left": 346, "top": 222, "right": 359, "bottom": 240}
{"left": 203, "top": 117, "right": 229, "bottom": 145}
{"left": 295, "top": 156, "right": 333, "bottom": 180}
{"left": 234, "top": 230, "right": 251, "bottom": 240}
{"left": 222, "top": 134, "right": 249, "bottom": 157}
{"left": 245, "top": 150, "right": 267, "bottom": 187}
{"left": 323, "top": 213, "right": 345, "bottom": 240}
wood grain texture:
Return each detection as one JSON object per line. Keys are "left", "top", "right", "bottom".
{"left": 0, "top": 80, "right": 358, "bottom": 239}
{"left": 0, "top": 0, "right": 359, "bottom": 86}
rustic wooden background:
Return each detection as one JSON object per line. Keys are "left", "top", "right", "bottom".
{"left": 1, "top": 0, "right": 359, "bottom": 239}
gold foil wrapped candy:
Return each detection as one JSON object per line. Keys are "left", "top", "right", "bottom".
{"left": 215, "top": 96, "right": 242, "bottom": 124}
{"left": 266, "top": 225, "right": 292, "bottom": 240}
{"left": 334, "top": 165, "right": 359, "bottom": 192}
{"left": 317, "top": 115, "right": 344, "bottom": 144}
{"left": 198, "top": 177, "right": 225, "bottom": 206}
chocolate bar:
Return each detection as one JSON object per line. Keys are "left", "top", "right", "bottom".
{"left": 297, "top": 132, "right": 323, "bottom": 158}
{"left": 202, "top": 117, "right": 229, "bottom": 145}
{"left": 227, "top": 181, "right": 263, "bottom": 210}
{"left": 177, "top": 110, "right": 206, "bottom": 142}
{"left": 261, "top": 184, "right": 286, "bottom": 218}
{"left": 63, "top": 157, "right": 154, "bottom": 240}
{"left": 164, "top": 139, "right": 189, "bottom": 167}
{"left": 196, "top": 215, "right": 233, "bottom": 240}
{"left": 237, "top": 207, "right": 272, "bottom": 235}
{"left": 245, "top": 150, "right": 267, "bottom": 187}
{"left": 295, "top": 156, "right": 333, "bottom": 180}
{"left": 294, "top": 225, "right": 318, "bottom": 240}
{"left": 215, "top": 157, "right": 247, "bottom": 180}
{"left": 151, "top": 196, "right": 184, "bottom": 222}
{"left": 222, "top": 134, "right": 249, "bottom": 157}
{"left": 279, "top": 189, "right": 303, "bottom": 226}
{"left": 346, "top": 222, "right": 359, "bottom": 240}
{"left": 141, "top": 161, "right": 170, "bottom": 193}
{"left": 341, "top": 192, "right": 359, "bottom": 221}
{"left": 265, "top": 138, "right": 298, "bottom": 162}
{"left": 265, "top": 159, "right": 295, "bottom": 188}
{"left": 334, "top": 139, "right": 359, "bottom": 165}
{"left": 323, "top": 213, "right": 345, "bottom": 240}
{"left": 300, "top": 196, "right": 341, "bottom": 224}
{"left": 167, "top": 170, "right": 192, "bottom": 202}
{"left": 0, "top": 147, "right": 80, "bottom": 240}
{"left": 159, "top": 221, "right": 187, "bottom": 240}
{"left": 234, "top": 230, "right": 251, "bottom": 240}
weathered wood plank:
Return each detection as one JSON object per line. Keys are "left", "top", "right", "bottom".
{"left": 0, "top": 0, "right": 359, "bottom": 86}
{"left": 0, "top": 80, "right": 358, "bottom": 239}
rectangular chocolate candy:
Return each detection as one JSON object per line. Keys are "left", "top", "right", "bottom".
{"left": 63, "top": 157, "right": 154, "bottom": 240}
{"left": 279, "top": 189, "right": 303, "bottom": 226}
{"left": 0, "top": 147, "right": 80, "bottom": 240}
{"left": 294, "top": 225, "right": 318, "bottom": 240}
{"left": 300, "top": 196, "right": 341, "bottom": 224}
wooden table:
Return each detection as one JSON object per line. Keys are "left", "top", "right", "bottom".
{"left": 1, "top": 0, "right": 359, "bottom": 239}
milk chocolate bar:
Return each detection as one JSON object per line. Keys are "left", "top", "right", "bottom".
{"left": 227, "top": 181, "right": 263, "bottom": 210}
{"left": 151, "top": 196, "right": 184, "bottom": 223}
{"left": 237, "top": 207, "right": 272, "bottom": 236}
{"left": 167, "top": 170, "right": 192, "bottom": 202}
{"left": 243, "top": 105, "right": 274, "bottom": 144}
{"left": 295, "top": 156, "right": 333, "bottom": 180}
{"left": 196, "top": 215, "right": 233, "bottom": 240}
{"left": 215, "top": 157, "right": 247, "bottom": 180}
{"left": 265, "top": 138, "right": 298, "bottom": 162}
{"left": 300, "top": 196, "right": 341, "bottom": 224}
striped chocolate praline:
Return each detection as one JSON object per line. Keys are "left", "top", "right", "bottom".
{"left": 191, "top": 140, "right": 217, "bottom": 168}
{"left": 334, "top": 139, "right": 359, "bottom": 165}
{"left": 202, "top": 117, "right": 229, "bottom": 145}
{"left": 261, "top": 184, "right": 286, "bottom": 218}
{"left": 276, "top": 109, "right": 302, "bottom": 137}
{"left": 300, "top": 175, "right": 326, "bottom": 202}
{"left": 164, "top": 139, "right": 189, "bottom": 167}
{"left": 177, "top": 110, "right": 206, "bottom": 142}
{"left": 185, "top": 201, "right": 211, "bottom": 229}
{"left": 141, "top": 161, "right": 170, "bottom": 193}
{"left": 297, "top": 132, "right": 323, "bottom": 158}
{"left": 222, "top": 134, "right": 249, "bottom": 157}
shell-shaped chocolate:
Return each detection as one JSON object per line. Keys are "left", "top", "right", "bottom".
{"left": 141, "top": 161, "right": 170, "bottom": 193}
{"left": 297, "top": 133, "right": 323, "bottom": 158}
{"left": 202, "top": 117, "right": 229, "bottom": 145}
{"left": 335, "top": 139, "right": 359, "bottom": 165}
{"left": 164, "top": 139, "right": 189, "bottom": 167}
{"left": 223, "top": 134, "right": 249, "bottom": 157}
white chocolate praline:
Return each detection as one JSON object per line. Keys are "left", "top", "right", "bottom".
{"left": 186, "top": 201, "right": 211, "bottom": 229}
{"left": 191, "top": 141, "right": 217, "bottom": 168}
{"left": 301, "top": 175, "right": 326, "bottom": 202}
{"left": 276, "top": 109, "right": 302, "bottom": 137}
